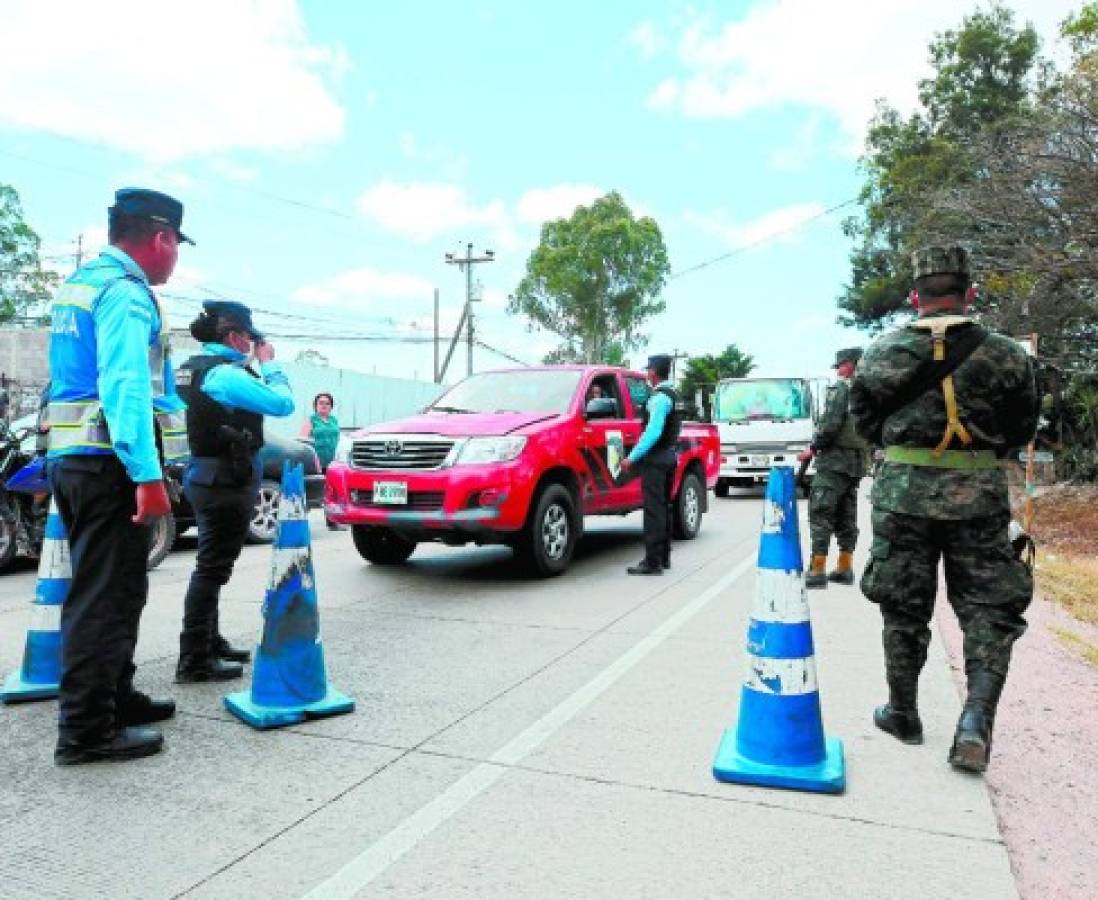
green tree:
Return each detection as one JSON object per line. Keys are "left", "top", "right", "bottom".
{"left": 679, "top": 345, "right": 756, "bottom": 421}
{"left": 839, "top": 5, "right": 1041, "bottom": 331}
{"left": 0, "top": 183, "right": 57, "bottom": 321}
{"left": 509, "top": 191, "right": 670, "bottom": 363}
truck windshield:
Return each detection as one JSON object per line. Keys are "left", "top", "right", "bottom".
{"left": 715, "top": 378, "right": 809, "bottom": 422}
{"left": 428, "top": 370, "right": 584, "bottom": 415}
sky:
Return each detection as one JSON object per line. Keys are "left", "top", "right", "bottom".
{"left": 0, "top": 0, "right": 1082, "bottom": 385}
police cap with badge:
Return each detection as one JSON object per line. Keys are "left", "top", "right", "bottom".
{"left": 109, "top": 188, "right": 195, "bottom": 245}
{"left": 202, "top": 300, "right": 264, "bottom": 340}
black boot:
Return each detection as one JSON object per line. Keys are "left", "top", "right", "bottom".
{"left": 175, "top": 656, "right": 244, "bottom": 683}
{"left": 55, "top": 726, "right": 164, "bottom": 766}
{"left": 627, "top": 559, "right": 664, "bottom": 576}
{"left": 873, "top": 677, "right": 923, "bottom": 745}
{"left": 117, "top": 690, "right": 176, "bottom": 726}
{"left": 213, "top": 635, "right": 251, "bottom": 664}
{"left": 949, "top": 670, "right": 1005, "bottom": 774}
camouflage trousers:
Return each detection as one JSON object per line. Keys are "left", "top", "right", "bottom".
{"left": 808, "top": 471, "right": 860, "bottom": 555}
{"left": 861, "top": 508, "right": 1032, "bottom": 688}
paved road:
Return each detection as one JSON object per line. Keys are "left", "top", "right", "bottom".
{"left": 0, "top": 490, "right": 1016, "bottom": 899}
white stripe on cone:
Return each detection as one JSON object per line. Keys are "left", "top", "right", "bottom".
{"left": 277, "top": 493, "right": 308, "bottom": 522}
{"left": 745, "top": 656, "right": 819, "bottom": 695}
{"left": 751, "top": 569, "right": 810, "bottom": 624}
{"left": 39, "top": 537, "right": 72, "bottom": 582}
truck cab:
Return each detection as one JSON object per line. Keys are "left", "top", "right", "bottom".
{"left": 711, "top": 376, "right": 823, "bottom": 496}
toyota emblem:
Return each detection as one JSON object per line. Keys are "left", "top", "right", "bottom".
{"left": 384, "top": 439, "right": 403, "bottom": 456}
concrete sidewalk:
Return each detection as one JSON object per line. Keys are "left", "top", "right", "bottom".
{"left": 0, "top": 493, "right": 1015, "bottom": 899}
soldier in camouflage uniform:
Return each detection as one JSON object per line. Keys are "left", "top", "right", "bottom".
{"left": 800, "top": 348, "right": 867, "bottom": 589}
{"left": 850, "top": 246, "right": 1038, "bottom": 774}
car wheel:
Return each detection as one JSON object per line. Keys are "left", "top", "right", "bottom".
{"left": 673, "top": 471, "right": 704, "bottom": 540}
{"left": 247, "top": 480, "right": 281, "bottom": 544}
{"left": 352, "top": 525, "right": 417, "bottom": 565}
{"left": 146, "top": 513, "right": 176, "bottom": 571}
{"left": 0, "top": 515, "right": 18, "bottom": 572}
{"left": 715, "top": 479, "right": 730, "bottom": 498}
{"left": 516, "top": 483, "right": 577, "bottom": 577}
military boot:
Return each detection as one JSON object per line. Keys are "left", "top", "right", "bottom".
{"left": 949, "top": 670, "right": 1005, "bottom": 774}
{"left": 873, "top": 678, "right": 923, "bottom": 745}
{"left": 827, "top": 550, "right": 856, "bottom": 585}
{"left": 805, "top": 554, "right": 828, "bottom": 589}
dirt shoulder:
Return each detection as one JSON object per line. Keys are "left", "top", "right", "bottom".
{"left": 938, "top": 483, "right": 1098, "bottom": 899}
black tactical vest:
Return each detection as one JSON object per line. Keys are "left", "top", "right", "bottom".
{"left": 643, "top": 385, "right": 683, "bottom": 451}
{"left": 176, "top": 354, "right": 265, "bottom": 458}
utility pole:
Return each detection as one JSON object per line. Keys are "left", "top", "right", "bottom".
{"left": 74, "top": 234, "right": 84, "bottom": 269}
{"left": 444, "top": 243, "right": 494, "bottom": 377}
{"left": 433, "top": 288, "right": 440, "bottom": 383}
{"left": 670, "top": 348, "right": 689, "bottom": 380}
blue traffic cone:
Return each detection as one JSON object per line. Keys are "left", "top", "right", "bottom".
{"left": 1, "top": 500, "right": 69, "bottom": 703}
{"left": 224, "top": 462, "right": 354, "bottom": 728}
{"left": 712, "top": 466, "right": 845, "bottom": 793}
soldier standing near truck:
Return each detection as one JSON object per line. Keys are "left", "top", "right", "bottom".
{"left": 798, "top": 348, "right": 866, "bottom": 588}
{"left": 851, "top": 245, "right": 1038, "bottom": 774}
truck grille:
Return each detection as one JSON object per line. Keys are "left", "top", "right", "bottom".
{"left": 351, "top": 437, "right": 455, "bottom": 470}
{"left": 352, "top": 489, "right": 445, "bottom": 511}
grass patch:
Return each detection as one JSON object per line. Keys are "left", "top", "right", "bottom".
{"left": 1050, "top": 626, "right": 1098, "bottom": 668}
{"left": 1037, "top": 551, "right": 1098, "bottom": 626}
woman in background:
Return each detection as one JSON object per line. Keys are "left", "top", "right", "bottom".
{"left": 301, "top": 392, "right": 342, "bottom": 529}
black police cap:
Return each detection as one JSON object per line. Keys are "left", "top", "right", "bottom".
{"left": 109, "top": 188, "right": 194, "bottom": 245}
{"left": 203, "top": 300, "right": 263, "bottom": 340}
{"left": 646, "top": 354, "right": 672, "bottom": 372}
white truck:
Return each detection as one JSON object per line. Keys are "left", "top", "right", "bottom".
{"left": 709, "top": 376, "right": 826, "bottom": 497}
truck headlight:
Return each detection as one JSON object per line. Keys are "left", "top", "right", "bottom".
{"left": 455, "top": 436, "right": 527, "bottom": 465}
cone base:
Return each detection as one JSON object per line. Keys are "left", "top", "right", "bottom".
{"left": 1, "top": 670, "right": 59, "bottom": 704}
{"left": 223, "top": 687, "right": 354, "bottom": 730}
{"left": 713, "top": 730, "right": 845, "bottom": 794}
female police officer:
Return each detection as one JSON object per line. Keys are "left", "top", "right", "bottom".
{"left": 174, "top": 301, "right": 294, "bottom": 682}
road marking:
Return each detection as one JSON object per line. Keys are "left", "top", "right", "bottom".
{"left": 303, "top": 552, "right": 757, "bottom": 899}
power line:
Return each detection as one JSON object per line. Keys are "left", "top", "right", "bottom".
{"left": 668, "top": 197, "right": 858, "bottom": 282}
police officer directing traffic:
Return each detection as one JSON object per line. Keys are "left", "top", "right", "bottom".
{"left": 851, "top": 245, "right": 1038, "bottom": 774}
{"left": 47, "top": 188, "right": 191, "bottom": 765}
{"left": 799, "top": 348, "right": 867, "bottom": 589}
{"left": 174, "top": 302, "right": 294, "bottom": 682}
{"left": 620, "top": 354, "right": 682, "bottom": 576}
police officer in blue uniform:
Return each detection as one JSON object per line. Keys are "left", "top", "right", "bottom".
{"left": 47, "top": 188, "right": 190, "bottom": 765}
{"left": 620, "top": 354, "right": 682, "bottom": 575}
{"left": 174, "top": 301, "right": 294, "bottom": 682}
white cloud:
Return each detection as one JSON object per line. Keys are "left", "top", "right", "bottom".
{"left": 357, "top": 181, "right": 507, "bottom": 242}
{"left": 292, "top": 267, "right": 435, "bottom": 308}
{"left": 769, "top": 112, "right": 824, "bottom": 171}
{"left": 684, "top": 202, "right": 826, "bottom": 249}
{"left": 0, "top": 0, "right": 346, "bottom": 160}
{"left": 208, "top": 160, "right": 259, "bottom": 183}
{"left": 643, "top": 0, "right": 1079, "bottom": 152}
{"left": 515, "top": 184, "right": 604, "bottom": 226}
{"left": 627, "top": 20, "right": 665, "bottom": 59}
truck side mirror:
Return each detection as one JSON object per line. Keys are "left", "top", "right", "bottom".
{"left": 585, "top": 397, "right": 618, "bottom": 419}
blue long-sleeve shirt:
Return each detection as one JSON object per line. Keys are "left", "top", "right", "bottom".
{"left": 628, "top": 380, "right": 674, "bottom": 464}
{"left": 199, "top": 343, "right": 295, "bottom": 417}
{"left": 94, "top": 248, "right": 162, "bottom": 483}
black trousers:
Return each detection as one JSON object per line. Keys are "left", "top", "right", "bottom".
{"left": 48, "top": 455, "right": 149, "bottom": 743}
{"left": 179, "top": 459, "right": 255, "bottom": 659}
{"left": 639, "top": 448, "right": 676, "bottom": 566}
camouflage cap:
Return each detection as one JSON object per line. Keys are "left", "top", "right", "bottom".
{"left": 911, "top": 245, "right": 970, "bottom": 280}
{"left": 832, "top": 347, "right": 863, "bottom": 368}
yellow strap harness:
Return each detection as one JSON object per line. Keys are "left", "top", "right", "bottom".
{"left": 908, "top": 316, "right": 974, "bottom": 456}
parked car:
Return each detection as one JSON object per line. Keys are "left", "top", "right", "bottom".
{"left": 168, "top": 427, "right": 325, "bottom": 544}
{"left": 325, "top": 365, "right": 721, "bottom": 576}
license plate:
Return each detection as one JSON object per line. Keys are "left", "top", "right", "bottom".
{"left": 372, "top": 481, "right": 408, "bottom": 505}
{"left": 750, "top": 455, "right": 770, "bottom": 467}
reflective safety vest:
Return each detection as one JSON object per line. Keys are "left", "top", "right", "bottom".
{"left": 46, "top": 260, "right": 189, "bottom": 465}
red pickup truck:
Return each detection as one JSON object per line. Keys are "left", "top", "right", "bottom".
{"left": 324, "top": 365, "right": 720, "bottom": 576}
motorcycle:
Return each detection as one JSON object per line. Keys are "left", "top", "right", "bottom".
{"left": 0, "top": 422, "right": 175, "bottom": 572}
{"left": 0, "top": 424, "right": 48, "bottom": 571}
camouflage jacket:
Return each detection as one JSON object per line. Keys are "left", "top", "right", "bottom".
{"left": 812, "top": 377, "right": 865, "bottom": 477}
{"left": 850, "top": 312, "right": 1038, "bottom": 519}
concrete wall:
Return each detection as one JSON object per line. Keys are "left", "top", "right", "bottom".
{"left": 0, "top": 328, "right": 50, "bottom": 418}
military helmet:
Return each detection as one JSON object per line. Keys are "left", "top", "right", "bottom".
{"left": 832, "top": 348, "right": 863, "bottom": 368}
{"left": 911, "top": 245, "right": 970, "bottom": 280}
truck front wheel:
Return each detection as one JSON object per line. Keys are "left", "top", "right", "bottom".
{"left": 515, "top": 483, "right": 577, "bottom": 577}
{"left": 352, "top": 526, "right": 417, "bottom": 565}
{"left": 673, "top": 471, "right": 704, "bottom": 540}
